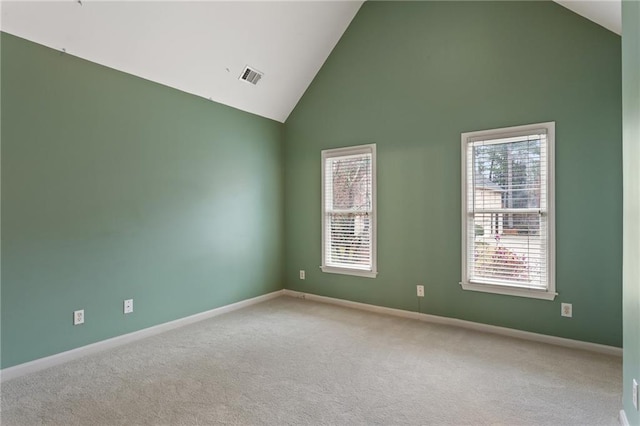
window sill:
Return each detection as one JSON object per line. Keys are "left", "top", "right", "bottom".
{"left": 321, "top": 266, "right": 378, "bottom": 278}
{"left": 460, "top": 281, "right": 557, "bottom": 300}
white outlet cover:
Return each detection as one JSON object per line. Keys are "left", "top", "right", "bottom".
{"left": 561, "top": 303, "right": 572, "bottom": 318}
{"left": 124, "top": 299, "right": 133, "bottom": 314}
{"left": 73, "top": 309, "right": 84, "bottom": 325}
{"left": 299, "top": 270, "right": 305, "bottom": 280}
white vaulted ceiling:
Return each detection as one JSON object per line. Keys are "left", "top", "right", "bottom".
{"left": 0, "top": 1, "right": 620, "bottom": 123}
{"left": 555, "top": 0, "right": 621, "bottom": 34}
{"left": 1, "top": 1, "right": 363, "bottom": 122}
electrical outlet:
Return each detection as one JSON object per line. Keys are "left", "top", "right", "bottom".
{"left": 73, "top": 309, "right": 84, "bottom": 325}
{"left": 299, "top": 270, "right": 305, "bottom": 280}
{"left": 633, "top": 378, "right": 638, "bottom": 411}
{"left": 124, "top": 299, "right": 133, "bottom": 314}
{"left": 561, "top": 303, "right": 572, "bottom": 318}
{"left": 417, "top": 285, "right": 425, "bottom": 297}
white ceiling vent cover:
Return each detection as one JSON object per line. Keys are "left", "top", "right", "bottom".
{"left": 239, "top": 66, "right": 263, "bottom": 85}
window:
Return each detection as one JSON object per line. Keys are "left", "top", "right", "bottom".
{"left": 461, "top": 122, "right": 555, "bottom": 300}
{"left": 321, "top": 144, "right": 377, "bottom": 278}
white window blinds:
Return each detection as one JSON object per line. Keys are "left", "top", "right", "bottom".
{"left": 322, "top": 144, "right": 377, "bottom": 277}
{"left": 462, "top": 123, "right": 555, "bottom": 299}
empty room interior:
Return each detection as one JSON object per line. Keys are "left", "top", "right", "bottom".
{"left": 1, "top": 0, "right": 639, "bottom": 425}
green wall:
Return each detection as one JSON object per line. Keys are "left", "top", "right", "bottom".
{"left": 284, "top": 1, "right": 623, "bottom": 346}
{"left": 622, "top": 0, "right": 640, "bottom": 423}
{"left": 1, "top": 33, "right": 284, "bottom": 368}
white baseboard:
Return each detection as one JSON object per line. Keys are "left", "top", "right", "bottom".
{"left": 0, "top": 290, "right": 285, "bottom": 383}
{"left": 282, "top": 289, "right": 623, "bottom": 357}
{"left": 2, "top": 288, "right": 622, "bottom": 384}
{"left": 619, "top": 410, "right": 630, "bottom": 426}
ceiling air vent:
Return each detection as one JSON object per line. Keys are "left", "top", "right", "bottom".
{"left": 239, "top": 66, "right": 263, "bottom": 85}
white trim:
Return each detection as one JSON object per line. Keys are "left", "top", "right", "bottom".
{"left": 460, "top": 121, "right": 556, "bottom": 301}
{"left": 619, "top": 410, "right": 630, "bottom": 426}
{"left": 320, "top": 265, "right": 378, "bottom": 278}
{"left": 459, "top": 281, "right": 558, "bottom": 301}
{"left": 321, "top": 143, "right": 377, "bottom": 278}
{"left": 282, "top": 290, "right": 622, "bottom": 357}
{"left": 0, "top": 290, "right": 285, "bottom": 383}
{"left": 3, "top": 288, "right": 621, "bottom": 385}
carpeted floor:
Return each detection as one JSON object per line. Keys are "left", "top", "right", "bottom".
{"left": 0, "top": 296, "right": 622, "bottom": 425}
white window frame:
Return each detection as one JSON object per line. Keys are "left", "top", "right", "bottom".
{"left": 321, "top": 144, "right": 377, "bottom": 278}
{"left": 461, "top": 122, "right": 556, "bottom": 300}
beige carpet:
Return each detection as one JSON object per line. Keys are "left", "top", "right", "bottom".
{"left": 0, "top": 296, "right": 622, "bottom": 425}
